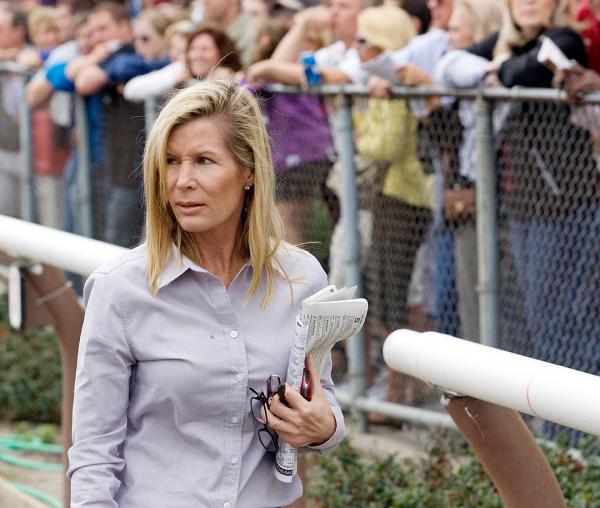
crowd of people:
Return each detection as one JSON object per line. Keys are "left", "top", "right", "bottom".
{"left": 1, "top": 0, "right": 600, "bottom": 428}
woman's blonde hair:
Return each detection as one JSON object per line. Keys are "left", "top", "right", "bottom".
{"left": 144, "top": 80, "right": 288, "bottom": 306}
{"left": 494, "top": 0, "right": 576, "bottom": 59}
{"left": 28, "top": 7, "right": 58, "bottom": 38}
{"left": 454, "top": 0, "right": 504, "bottom": 44}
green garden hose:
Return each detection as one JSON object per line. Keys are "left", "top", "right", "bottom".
{"left": 0, "top": 434, "right": 63, "bottom": 507}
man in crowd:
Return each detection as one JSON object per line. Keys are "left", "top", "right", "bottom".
{"left": 247, "top": 0, "right": 368, "bottom": 84}
{"left": 202, "top": 0, "right": 258, "bottom": 66}
{"left": 68, "top": 2, "right": 145, "bottom": 247}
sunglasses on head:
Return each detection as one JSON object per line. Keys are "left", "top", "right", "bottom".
{"left": 354, "top": 36, "right": 373, "bottom": 48}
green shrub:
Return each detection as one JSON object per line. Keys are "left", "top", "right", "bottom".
{"left": 0, "top": 298, "right": 62, "bottom": 423}
{"left": 309, "top": 431, "right": 600, "bottom": 508}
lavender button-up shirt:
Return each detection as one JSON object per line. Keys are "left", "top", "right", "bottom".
{"left": 67, "top": 244, "right": 344, "bottom": 508}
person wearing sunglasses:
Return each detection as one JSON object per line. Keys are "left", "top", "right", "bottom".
{"left": 67, "top": 80, "right": 344, "bottom": 508}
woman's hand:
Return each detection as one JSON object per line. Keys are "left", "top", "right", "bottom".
{"left": 396, "top": 64, "right": 433, "bottom": 86}
{"left": 264, "top": 356, "right": 336, "bottom": 448}
{"left": 563, "top": 63, "right": 600, "bottom": 102}
{"left": 368, "top": 75, "right": 392, "bottom": 99}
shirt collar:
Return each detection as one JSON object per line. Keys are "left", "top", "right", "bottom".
{"left": 158, "top": 245, "right": 253, "bottom": 290}
{"left": 158, "top": 245, "right": 208, "bottom": 289}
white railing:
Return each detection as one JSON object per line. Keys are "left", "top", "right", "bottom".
{"left": 0, "top": 215, "right": 124, "bottom": 277}
{"left": 384, "top": 330, "right": 600, "bottom": 436}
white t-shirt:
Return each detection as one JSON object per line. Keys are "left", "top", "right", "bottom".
{"left": 314, "top": 41, "right": 366, "bottom": 84}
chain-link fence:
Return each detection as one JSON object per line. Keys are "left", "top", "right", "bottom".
{"left": 5, "top": 62, "right": 600, "bottom": 441}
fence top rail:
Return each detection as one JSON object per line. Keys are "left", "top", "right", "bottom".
{"left": 2, "top": 61, "right": 599, "bottom": 103}
{"left": 264, "top": 83, "right": 600, "bottom": 104}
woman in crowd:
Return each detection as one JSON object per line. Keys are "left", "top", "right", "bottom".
{"left": 132, "top": 8, "right": 170, "bottom": 63}
{"left": 68, "top": 80, "right": 344, "bottom": 507}
{"left": 124, "top": 21, "right": 240, "bottom": 102}
{"left": 468, "top": 0, "right": 598, "bottom": 440}
{"left": 350, "top": 4, "right": 432, "bottom": 405}
{"left": 246, "top": 19, "right": 335, "bottom": 247}
{"left": 185, "top": 23, "right": 242, "bottom": 80}
{"left": 422, "top": 0, "right": 504, "bottom": 343}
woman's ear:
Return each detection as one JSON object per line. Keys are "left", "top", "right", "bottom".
{"left": 245, "top": 171, "right": 255, "bottom": 187}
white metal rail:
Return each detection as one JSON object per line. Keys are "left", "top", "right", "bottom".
{"left": 384, "top": 330, "right": 600, "bottom": 436}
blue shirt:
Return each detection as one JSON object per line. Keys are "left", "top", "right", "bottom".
{"left": 67, "top": 243, "right": 344, "bottom": 508}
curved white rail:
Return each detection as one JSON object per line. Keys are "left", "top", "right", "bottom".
{"left": 383, "top": 330, "right": 600, "bottom": 436}
{"left": 0, "top": 215, "right": 125, "bottom": 276}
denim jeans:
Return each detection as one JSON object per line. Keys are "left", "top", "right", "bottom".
{"left": 506, "top": 203, "right": 600, "bottom": 442}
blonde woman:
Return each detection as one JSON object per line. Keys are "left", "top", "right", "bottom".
{"left": 429, "top": 0, "right": 504, "bottom": 344}
{"left": 67, "top": 81, "right": 344, "bottom": 507}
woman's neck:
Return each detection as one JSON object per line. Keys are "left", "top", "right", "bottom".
{"left": 192, "top": 228, "right": 247, "bottom": 288}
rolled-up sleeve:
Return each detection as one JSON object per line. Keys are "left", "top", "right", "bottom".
{"left": 67, "top": 272, "right": 136, "bottom": 507}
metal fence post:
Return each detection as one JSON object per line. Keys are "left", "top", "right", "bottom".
{"left": 18, "top": 75, "right": 35, "bottom": 222}
{"left": 475, "top": 95, "right": 499, "bottom": 348}
{"left": 74, "top": 94, "right": 94, "bottom": 238}
{"left": 144, "top": 96, "right": 158, "bottom": 134}
{"left": 337, "top": 93, "right": 367, "bottom": 430}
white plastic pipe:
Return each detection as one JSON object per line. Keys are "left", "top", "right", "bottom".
{"left": 383, "top": 329, "right": 600, "bottom": 436}
{"left": 0, "top": 215, "right": 125, "bottom": 276}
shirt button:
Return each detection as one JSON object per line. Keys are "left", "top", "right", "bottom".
{"left": 231, "top": 416, "right": 240, "bottom": 424}
{"left": 235, "top": 373, "right": 244, "bottom": 382}
{"left": 224, "top": 503, "right": 231, "bottom": 508}
{"left": 231, "top": 456, "right": 239, "bottom": 465}
{"left": 230, "top": 330, "right": 239, "bottom": 338}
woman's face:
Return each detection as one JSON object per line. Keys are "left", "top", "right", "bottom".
{"left": 187, "top": 33, "right": 221, "bottom": 78}
{"left": 33, "top": 24, "right": 61, "bottom": 51}
{"left": 166, "top": 117, "right": 252, "bottom": 243}
{"left": 448, "top": 4, "right": 475, "bottom": 49}
{"left": 354, "top": 36, "right": 383, "bottom": 63}
{"left": 511, "top": 0, "right": 557, "bottom": 35}
{"left": 133, "top": 18, "right": 166, "bottom": 61}
{"left": 169, "top": 33, "right": 188, "bottom": 63}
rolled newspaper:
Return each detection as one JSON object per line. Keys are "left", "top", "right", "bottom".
{"left": 274, "top": 285, "right": 368, "bottom": 482}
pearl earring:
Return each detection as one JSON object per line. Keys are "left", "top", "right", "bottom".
{"left": 244, "top": 185, "right": 251, "bottom": 190}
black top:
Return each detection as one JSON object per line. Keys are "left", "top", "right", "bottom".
{"left": 467, "top": 28, "right": 596, "bottom": 219}
{"left": 468, "top": 27, "right": 588, "bottom": 88}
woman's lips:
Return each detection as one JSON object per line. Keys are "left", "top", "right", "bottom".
{"left": 176, "top": 202, "right": 206, "bottom": 214}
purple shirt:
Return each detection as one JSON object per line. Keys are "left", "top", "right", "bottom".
{"left": 264, "top": 94, "right": 334, "bottom": 172}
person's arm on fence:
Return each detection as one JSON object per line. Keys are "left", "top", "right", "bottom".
{"left": 123, "top": 61, "right": 186, "bottom": 102}
{"left": 25, "top": 75, "right": 53, "bottom": 109}
{"left": 75, "top": 65, "right": 109, "bottom": 96}
{"left": 271, "top": 6, "right": 330, "bottom": 63}
{"left": 245, "top": 59, "right": 306, "bottom": 85}
{"left": 67, "top": 272, "right": 136, "bottom": 507}
{"left": 497, "top": 28, "right": 587, "bottom": 88}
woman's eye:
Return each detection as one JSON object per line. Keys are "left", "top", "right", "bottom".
{"left": 166, "top": 157, "right": 178, "bottom": 165}
{"left": 197, "top": 157, "right": 212, "bottom": 165}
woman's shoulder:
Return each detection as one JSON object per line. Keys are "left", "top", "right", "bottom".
{"left": 275, "top": 242, "right": 327, "bottom": 282}
{"left": 83, "top": 245, "right": 148, "bottom": 303}
{"left": 467, "top": 32, "right": 500, "bottom": 60}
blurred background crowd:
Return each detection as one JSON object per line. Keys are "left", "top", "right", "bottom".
{"left": 1, "top": 0, "right": 600, "bottom": 438}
